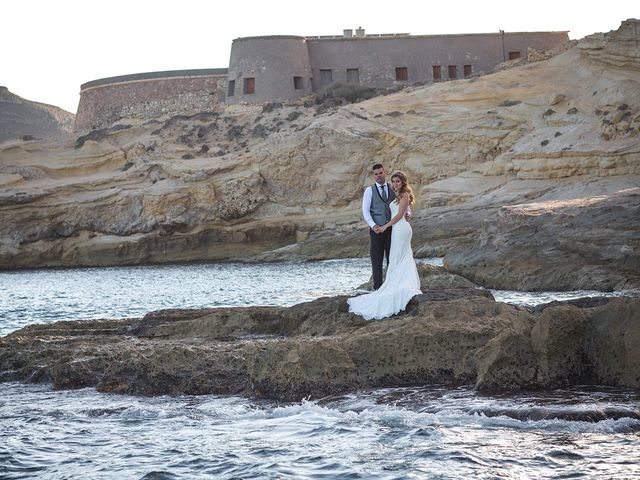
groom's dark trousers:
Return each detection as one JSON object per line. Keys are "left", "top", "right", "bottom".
{"left": 370, "top": 227, "right": 392, "bottom": 290}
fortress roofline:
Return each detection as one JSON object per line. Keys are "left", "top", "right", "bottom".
{"left": 233, "top": 30, "right": 570, "bottom": 43}
{"left": 306, "top": 30, "right": 570, "bottom": 40}
{"left": 80, "top": 68, "right": 228, "bottom": 91}
{"left": 232, "top": 35, "right": 307, "bottom": 43}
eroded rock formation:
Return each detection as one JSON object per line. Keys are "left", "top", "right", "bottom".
{"left": 579, "top": 18, "right": 640, "bottom": 71}
{"left": 0, "top": 20, "right": 639, "bottom": 291}
{"left": 445, "top": 186, "right": 640, "bottom": 291}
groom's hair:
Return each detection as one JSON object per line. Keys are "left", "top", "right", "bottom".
{"left": 372, "top": 163, "right": 384, "bottom": 171}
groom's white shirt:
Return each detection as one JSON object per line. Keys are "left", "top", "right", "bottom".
{"left": 362, "top": 183, "right": 411, "bottom": 229}
{"left": 362, "top": 183, "right": 387, "bottom": 229}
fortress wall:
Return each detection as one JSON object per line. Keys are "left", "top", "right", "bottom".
{"left": 226, "top": 36, "right": 312, "bottom": 105}
{"left": 75, "top": 71, "right": 227, "bottom": 131}
{"left": 307, "top": 31, "right": 569, "bottom": 88}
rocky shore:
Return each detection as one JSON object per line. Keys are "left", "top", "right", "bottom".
{"left": 1, "top": 266, "right": 638, "bottom": 400}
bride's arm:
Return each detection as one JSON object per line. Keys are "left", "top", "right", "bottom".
{"left": 381, "top": 195, "right": 409, "bottom": 231}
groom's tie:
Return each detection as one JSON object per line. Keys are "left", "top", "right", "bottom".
{"left": 381, "top": 184, "right": 388, "bottom": 201}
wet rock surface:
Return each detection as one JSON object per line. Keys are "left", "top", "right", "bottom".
{"left": 1, "top": 267, "right": 637, "bottom": 400}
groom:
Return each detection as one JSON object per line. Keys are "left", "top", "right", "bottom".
{"left": 361, "top": 163, "right": 395, "bottom": 290}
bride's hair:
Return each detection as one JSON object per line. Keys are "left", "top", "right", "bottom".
{"left": 391, "top": 171, "right": 415, "bottom": 206}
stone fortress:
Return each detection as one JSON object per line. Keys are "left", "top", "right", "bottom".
{"left": 74, "top": 69, "right": 229, "bottom": 132}
{"left": 74, "top": 27, "right": 569, "bottom": 131}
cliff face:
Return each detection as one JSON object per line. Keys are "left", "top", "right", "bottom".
{"left": 442, "top": 20, "right": 640, "bottom": 291}
{"left": 0, "top": 20, "right": 639, "bottom": 290}
{"left": 578, "top": 18, "right": 640, "bottom": 71}
{"left": 0, "top": 87, "right": 74, "bottom": 142}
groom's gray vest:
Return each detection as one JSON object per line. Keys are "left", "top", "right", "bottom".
{"left": 370, "top": 183, "right": 396, "bottom": 226}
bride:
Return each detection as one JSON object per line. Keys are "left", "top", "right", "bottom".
{"left": 348, "top": 171, "right": 422, "bottom": 320}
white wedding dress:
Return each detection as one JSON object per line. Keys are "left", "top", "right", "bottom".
{"left": 348, "top": 201, "right": 422, "bottom": 320}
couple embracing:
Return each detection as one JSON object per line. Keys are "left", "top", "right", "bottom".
{"left": 348, "top": 164, "right": 422, "bottom": 320}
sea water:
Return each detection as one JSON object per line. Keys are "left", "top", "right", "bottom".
{"left": 1, "top": 259, "right": 638, "bottom": 479}
{"left": 0, "top": 258, "right": 627, "bottom": 337}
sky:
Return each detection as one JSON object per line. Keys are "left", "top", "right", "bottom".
{"left": 2, "top": 0, "right": 638, "bottom": 113}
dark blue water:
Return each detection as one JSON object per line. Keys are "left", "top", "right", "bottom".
{"left": 1, "top": 383, "right": 638, "bottom": 479}
{"left": 1, "top": 260, "right": 638, "bottom": 478}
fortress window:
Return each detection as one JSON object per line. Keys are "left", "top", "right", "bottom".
{"left": 244, "top": 78, "right": 255, "bottom": 95}
{"left": 508, "top": 51, "right": 521, "bottom": 60}
{"left": 464, "top": 65, "right": 473, "bottom": 77}
{"left": 432, "top": 65, "right": 442, "bottom": 81}
{"left": 448, "top": 65, "right": 457, "bottom": 79}
{"left": 395, "top": 67, "right": 408, "bottom": 81}
{"left": 319, "top": 69, "right": 333, "bottom": 83}
{"left": 227, "top": 80, "right": 235, "bottom": 97}
{"left": 294, "top": 76, "right": 304, "bottom": 90}
{"left": 346, "top": 68, "right": 360, "bottom": 83}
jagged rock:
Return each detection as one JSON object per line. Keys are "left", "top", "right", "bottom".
{"left": 579, "top": 19, "right": 640, "bottom": 70}
{"left": 612, "top": 109, "right": 628, "bottom": 124}
{"left": 530, "top": 306, "right": 591, "bottom": 385}
{"left": 215, "top": 173, "right": 267, "bottom": 220}
{"left": 445, "top": 187, "right": 640, "bottom": 291}
{"left": 475, "top": 297, "right": 640, "bottom": 391}
{"left": 474, "top": 316, "right": 538, "bottom": 390}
